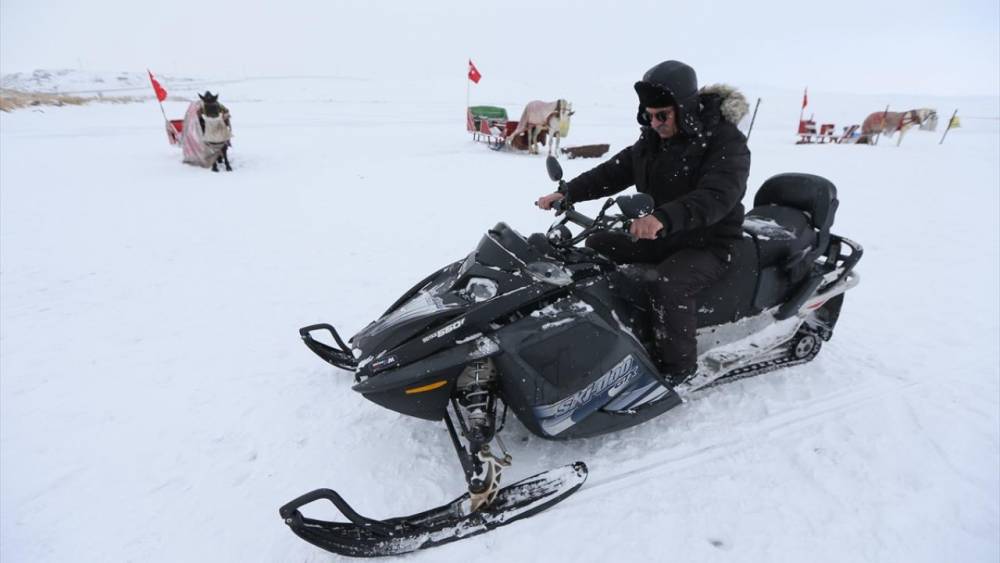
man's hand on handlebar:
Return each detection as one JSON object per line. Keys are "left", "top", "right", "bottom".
{"left": 629, "top": 214, "right": 664, "bottom": 240}
{"left": 536, "top": 192, "right": 565, "bottom": 210}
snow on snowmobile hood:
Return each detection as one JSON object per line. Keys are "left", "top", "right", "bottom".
{"left": 350, "top": 223, "right": 572, "bottom": 375}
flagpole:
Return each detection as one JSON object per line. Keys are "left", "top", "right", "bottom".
{"left": 746, "top": 97, "right": 761, "bottom": 141}
{"left": 157, "top": 99, "right": 169, "bottom": 122}
{"left": 939, "top": 109, "right": 958, "bottom": 145}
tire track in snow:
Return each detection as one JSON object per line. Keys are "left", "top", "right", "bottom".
{"left": 576, "top": 379, "right": 924, "bottom": 499}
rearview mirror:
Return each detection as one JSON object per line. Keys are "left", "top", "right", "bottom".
{"left": 545, "top": 156, "right": 563, "bottom": 182}
{"left": 616, "top": 194, "right": 655, "bottom": 219}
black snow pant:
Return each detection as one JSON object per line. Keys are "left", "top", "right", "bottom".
{"left": 585, "top": 231, "right": 732, "bottom": 376}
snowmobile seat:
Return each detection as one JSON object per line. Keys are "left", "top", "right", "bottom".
{"left": 743, "top": 206, "right": 815, "bottom": 267}
{"left": 747, "top": 173, "right": 839, "bottom": 279}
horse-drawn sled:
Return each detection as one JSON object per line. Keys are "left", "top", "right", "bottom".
{"left": 796, "top": 108, "right": 937, "bottom": 146}
{"left": 466, "top": 99, "right": 607, "bottom": 159}
{"left": 163, "top": 92, "right": 234, "bottom": 171}
{"left": 467, "top": 105, "right": 517, "bottom": 150}
{"left": 796, "top": 119, "right": 860, "bottom": 145}
{"left": 467, "top": 99, "right": 576, "bottom": 157}
{"left": 166, "top": 119, "right": 184, "bottom": 145}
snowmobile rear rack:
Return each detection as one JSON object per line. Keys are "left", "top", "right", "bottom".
{"left": 775, "top": 234, "right": 862, "bottom": 320}
{"left": 828, "top": 235, "right": 863, "bottom": 286}
{"left": 279, "top": 462, "right": 588, "bottom": 557}
{"left": 299, "top": 324, "right": 357, "bottom": 371}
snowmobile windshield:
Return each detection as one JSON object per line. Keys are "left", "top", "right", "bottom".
{"left": 361, "top": 274, "right": 463, "bottom": 338}
{"left": 373, "top": 292, "right": 459, "bottom": 332}
{"left": 475, "top": 223, "right": 549, "bottom": 271}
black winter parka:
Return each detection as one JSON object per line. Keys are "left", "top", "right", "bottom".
{"left": 564, "top": 91, "right": 751, "bottom": 250}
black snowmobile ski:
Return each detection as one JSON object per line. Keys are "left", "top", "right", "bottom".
{"left": 279, "top": 462, "right": 588, "bottom": 558}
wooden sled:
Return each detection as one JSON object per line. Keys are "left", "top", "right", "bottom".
{"left": 560, "top": 144, "right": 610, "bottom": 159}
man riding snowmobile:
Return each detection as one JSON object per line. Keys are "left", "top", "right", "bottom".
{"left": 280, "top": 62, "right": 862, "bottom": 558}
{"left": 537, "top": 59, "right": 751, "bottom": 388}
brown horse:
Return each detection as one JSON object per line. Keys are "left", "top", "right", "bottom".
{"left": 507, "top": 99, "right": 573, "bottom": 156}
{"left": 859, "top": 108, "right": 937, "bottom": 145}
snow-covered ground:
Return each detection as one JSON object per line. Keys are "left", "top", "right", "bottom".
{"left": 1, "top": 73, "right": 998, "bottom": 562}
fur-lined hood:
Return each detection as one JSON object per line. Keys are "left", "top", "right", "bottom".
{"left": 642, "top": 83, "right": 749, "bottom": 138}
{"left": 698, "top": 84, "right": 749, "bottom": 125}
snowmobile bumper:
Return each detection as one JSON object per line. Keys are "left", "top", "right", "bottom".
{"left": 279, "top": 462, "right": 588, "bottom": 557}
{"left": 299, "top": 324, "right": 357, "bottom": 372}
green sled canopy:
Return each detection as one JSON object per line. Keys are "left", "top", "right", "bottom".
{"left": 469, "top": 106, "right": 508, "bottom": 121}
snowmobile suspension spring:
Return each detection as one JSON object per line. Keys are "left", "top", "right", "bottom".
{"left": 465, "top": 388, "right": 490, "bottom": 418}
{"left": 460, "top": 360, "right": 493, "bottom": 424}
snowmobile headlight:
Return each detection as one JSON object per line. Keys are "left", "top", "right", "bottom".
{"left": 461, "top": 277, "right": 498, "bottom": 303}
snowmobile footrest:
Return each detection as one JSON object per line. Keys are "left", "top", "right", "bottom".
{"left": 279, "top": 462, "right": 588, "bottom": 557}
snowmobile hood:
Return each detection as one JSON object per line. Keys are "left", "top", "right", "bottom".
{"left": 351, "top": 262, "right": 468, "bottom": 371}
{"left": 350, "top": 223, "right": 574, "bottom": 377}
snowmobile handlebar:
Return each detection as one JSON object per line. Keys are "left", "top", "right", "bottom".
{"left": 541, "top": 157, "right": 655, "bottom": 247}
{"left": 546, "top": 195, "right": 656, "bottom": 248}
{"left": 550, "top": 199, "right": 596, "bottom": 228}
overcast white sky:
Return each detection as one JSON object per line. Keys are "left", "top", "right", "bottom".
{"left": 2, "top": 0, "right": 998, "bottom": 97}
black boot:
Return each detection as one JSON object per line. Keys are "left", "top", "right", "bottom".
{"left": 662, "top": 365, "right": 697, "bottom": 388}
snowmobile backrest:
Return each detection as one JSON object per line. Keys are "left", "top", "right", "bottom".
{"left": 753, "top": 173, "right": 838, "bottom": 234}
{"left": 751, "top": 173, "right": 839, "bottom": 281}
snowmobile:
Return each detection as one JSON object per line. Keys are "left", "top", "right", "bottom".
{"left": 280, "top": 157, "right": 862, "bottom": 557}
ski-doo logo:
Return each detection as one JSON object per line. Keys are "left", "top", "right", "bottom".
{"left": 549, "top": 355, "right": 639, "bottom": 417}
{"left": 422, "top": 318, "right": 466, "bottom": 343}
{"left": 533, "top": 355, "right": 641, "bottom": 436}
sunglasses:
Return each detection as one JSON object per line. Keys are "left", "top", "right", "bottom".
{"left": 644, "top": 109, "right": 673, "bottom": 123}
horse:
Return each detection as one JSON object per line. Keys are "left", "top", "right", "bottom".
{"left": 858, "top": 108, "right": 937, "bottom": 146}
{"left": 197, "top": 91, "right": 233, "bottom": 171}
{"left": 508, "top": 99, "right": 573, "bottom": 156}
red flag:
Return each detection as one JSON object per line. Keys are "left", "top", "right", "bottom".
{"left": 801, "top": 87, "right": 808, "bottom": 109}
{"left": 147, "top": 70, "right": 168, "bottom": 102}
{"left": 468, "top": 60, "right": 481, "bottom": 84}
